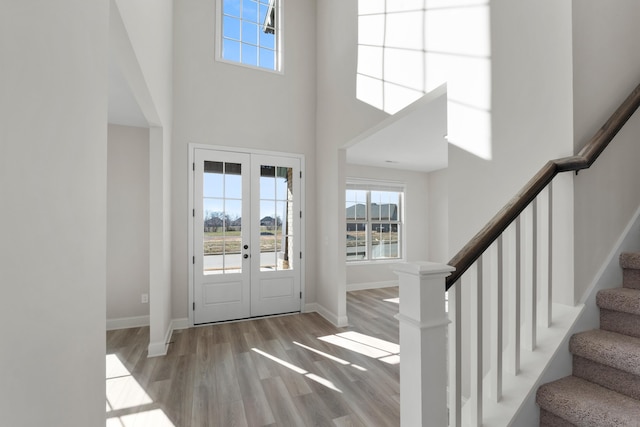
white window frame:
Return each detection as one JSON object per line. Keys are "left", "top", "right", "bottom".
{"left": 346, "top": 179, "right": 405, "bottom": 263}
{"left": 215, "top": 0, "right": 284, "bottom": 74}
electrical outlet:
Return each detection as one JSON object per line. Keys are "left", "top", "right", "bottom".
{"left": 141, "top": 293, "right": 149, "bottom": 304}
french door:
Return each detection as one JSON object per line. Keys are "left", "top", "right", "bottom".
{"left": 193, "top": 148, "right": 302, "bottom": 324}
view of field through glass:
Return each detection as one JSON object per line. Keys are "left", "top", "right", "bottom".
{"left": 202, "top": 161, "right": 294, "bottom": 274}
{"left": 346, "top": 189, "right": 401, "bottom": 261}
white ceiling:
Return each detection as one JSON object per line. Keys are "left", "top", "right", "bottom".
{"left": 345, "top": 87, "right": 448, "bottom": 173}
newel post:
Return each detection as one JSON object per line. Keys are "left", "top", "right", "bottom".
{"left": 393, "top": 262, "right": 455, "bottom": 427}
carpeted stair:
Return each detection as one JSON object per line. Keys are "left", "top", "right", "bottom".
{"left": 536, "top": 252, "right": 640, "bottom": 426}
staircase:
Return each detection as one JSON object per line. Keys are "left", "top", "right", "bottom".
{"left": 536, "top": 252, "right": 640, "bottom": 426}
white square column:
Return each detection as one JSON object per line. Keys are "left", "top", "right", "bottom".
{"left": 393, "top": 262, "right": 454, "bottom": 427}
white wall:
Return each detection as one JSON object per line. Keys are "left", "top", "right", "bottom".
{"left": 172, "top": 0, "right": 318, "bottom": 320}
{"left": 107, "top": 125, "right": 150, "bottom": 323}
{"left": 0, "top": 1, "right": 108, "bottom": 425}
{"left": 427, "top": 168, "right": 448, "bottom": 263}
{"left": 345, "top": 164, "right": 430, "bottom": 289}
{"left": 316, "top": 0, "right": 389, "bottom": 323}
{"left": 572, "top": 0, "right": 640, "bottom": 303}
{"left": 112, "top": 0, "right": 174, "bottom": 354}
{"left": 448, "top": 0, "right": 574, "bottom": 256}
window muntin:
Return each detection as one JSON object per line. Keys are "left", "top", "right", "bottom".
{"left": 346, "top": 186, "right": 403, "bottom": 262}
{"left": 218, "top": 0, "right": 280, "bottom": 71}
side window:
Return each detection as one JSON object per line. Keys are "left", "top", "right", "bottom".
{"left": 346, "top": 183, "right": 404, "bottom": 262}
{"left": 217, "top": 0, "right": 281, "bottom": 72}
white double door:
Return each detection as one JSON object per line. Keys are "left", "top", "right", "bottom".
{"left": 193, "top": 148, "right": 302, "bottom": 324}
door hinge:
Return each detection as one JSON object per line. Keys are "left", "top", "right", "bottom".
{"left": 299, "top": 211, "right": 302, "bottom": 218}
{"left": 300, "top": 251, "right": 302, "bottom": 259}
{"left": 193, "top": 209, "right": 195, "bottom": 217}
{"left": 193, "top": 163, "right": 195, "bottom": 171}
{"left": 300, "top": 291, "right": 302, "bottom": 299}
{"left": 300, "top": 171, "right": 302, "bottom": 179}
{"left": 193, "top": 302, "right": 195, "bottom": 311}
{"left": 193, "top": 256, "right": 195, "bottom": 264}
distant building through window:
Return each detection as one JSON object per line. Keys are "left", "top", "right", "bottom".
{"left": 217, "top": 0, "right": 280, "bottom": 71}
{"left": 346, "top": 182, "right": 404, "bottom": 262}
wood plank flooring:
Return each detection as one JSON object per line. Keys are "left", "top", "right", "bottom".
{"left": 106, "top": 287, "right": 400, "bottom": 427}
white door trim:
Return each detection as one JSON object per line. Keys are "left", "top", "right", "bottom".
{"left": 187, "top": 143, "right": 306, "bottom": 326}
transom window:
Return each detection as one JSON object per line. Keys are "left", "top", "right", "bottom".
{"left": 217, "top": 0, "right": 281, "bottom": 72}
{"left": 346, "top": 182, "right": 404, "bottom": 262}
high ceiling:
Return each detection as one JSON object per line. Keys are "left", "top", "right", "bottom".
{"left": 108, "top": 59, "right": 448, "bottom": 174}
{"left": 345, "top": 88, "right": 448, "bottom": 173}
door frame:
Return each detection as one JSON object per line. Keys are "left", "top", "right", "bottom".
{"left": 187, "top": 143, "right": 306, "bottom": 327}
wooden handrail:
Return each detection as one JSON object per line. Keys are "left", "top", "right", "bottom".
{"left": 446, "top": 82, "right": 640, "bottom": 289}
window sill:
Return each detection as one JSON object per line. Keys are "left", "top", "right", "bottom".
{"left": 346, "top": 258, "right": 405, "bottom": 266}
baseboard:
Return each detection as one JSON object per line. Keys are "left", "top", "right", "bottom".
{"left": 304, "top": 302, "right": 348, "bottom": 327}
{"left": 171, "top": 317, "right": 189, "bottom": 330}
{"left": 147, "top": 320, "right": 174, "bottom": 358}
{"left": 346, "top": 280, "right": 397, "bottom": 292}
{"left": 106, "top": 315, "right": 149, "bottom": 331}
{"left": 146, "top": 317, "right": 190, "bottom": 358}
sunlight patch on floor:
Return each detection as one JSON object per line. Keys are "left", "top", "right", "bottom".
{"left": 318, "top": 331, "right": 400, "bottom": 365}
{"left": 106, "top": 354, "right": 175, "bottom": 426}
{"left": 293, "top": 341, "right": 368, "bottom": 371}
{"left": 252, "top": 347, "right": 343, "bottom": 392}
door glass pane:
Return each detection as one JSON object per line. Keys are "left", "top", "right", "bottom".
{"left": 259, "top": 164, "right": 293, "bottom": 271}
{"left": 225, "top": 163, "right": 242, "bottom": 199}
{"left": 204, "top": 161, "right": 223, "bottom": 198}
{"left": 203, "top": 161, "right": 243, "bottom": 275}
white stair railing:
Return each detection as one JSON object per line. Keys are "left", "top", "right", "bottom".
{"left": 394, "top": 82, "right": 640, "bottom": 427}
{"left": 445, "top": 182, "right": 555, "bottom": 426}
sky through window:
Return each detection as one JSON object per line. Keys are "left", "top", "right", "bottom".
{"left": 220, "top": 0, "right": 279, "bottom": 71}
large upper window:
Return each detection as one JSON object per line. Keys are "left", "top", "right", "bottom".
{"left": 346, "top": 182, "right": 404, "bottom": 262}
{"left": 217, "top": 0, "right": 281, "bottom": 72}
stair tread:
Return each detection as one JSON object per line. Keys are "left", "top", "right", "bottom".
{"left": 597, "top": 287, "right": 640, "bottom": 315}
{"left": 570, "top": 329, "right": 640, "bottom": 376}
{"left": 537, "top": 375, "right": 640, "bottom": 426}
{"left": 620, "top": 252, "right": 640, "bottom": 270}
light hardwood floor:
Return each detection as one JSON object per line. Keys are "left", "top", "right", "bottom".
{"left": 106, "top": 287, "right": 400, "bottom": 427}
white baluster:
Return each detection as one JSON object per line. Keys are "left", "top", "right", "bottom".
{"left": 508, "top": 217, "right": 521, "bottom": 375}
{"left": 547, "top": 182, "right": 553, "bottom": 326}
{"left": 448, "top": 283, "right": 461, "bottom": 427}
{"left": 491, "top": 237, "right": 503, "bottom": 402}
{"left": 470, "top": 257, "right": 483, "bottom": 425}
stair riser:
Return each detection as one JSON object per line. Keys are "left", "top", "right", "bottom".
{"left": 600, "top": 308, "right": 640, "bottom": 339}
{"left": 623, "top": 268, "right": 640, "bottom": 289}
{"left": 573, "top": 355, "right": 640, "bottom": 400}
{"left": 540, "top": 409, "right": 576, "bottom": 427}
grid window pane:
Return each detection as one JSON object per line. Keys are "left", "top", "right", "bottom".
{"left": 223, "top": 16, "right": 241, "bottom": 40}
{"left": 346, "top": 223, "right": 367, "bottom": 261}
{"left": 242, "top": 21, "right": 258, "bottom": 45}
{"left": 242, "top": 43, "right": 258, "bottom": 66}
{"left": 346, "top": 187, "right": 402, "bottom": 262}
{"left": 223, "top": 39, "right": 241, "bottom": 62}
{"left": 259, "top": 48, "right": 275, "bottom": 70}
{"left": 259, "top": 30, "right": 275, "bottom": 49}
{"left": 224, "top": 0, "right": 241, "bottom": 17}
{"left": 242, "top": 0, "right": 258, "bottom": 23}
{"left": 220, "top": 0, "right": 280, "bottom": 71}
